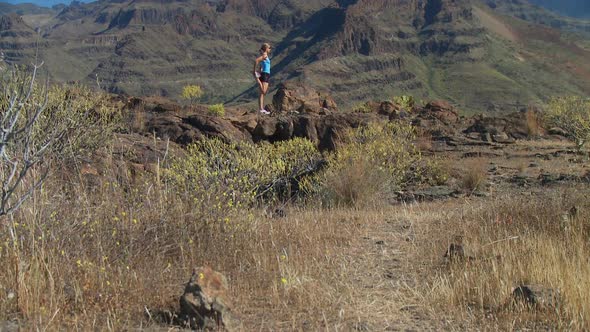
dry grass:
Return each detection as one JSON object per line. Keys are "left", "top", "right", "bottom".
{"left": 460, "top": 158, "right": 488, "bottom": 193}
{"left": 320, "top": 155, "right": 389, "bottom": 208}
{"left": 411, "top": 187, "right": 590, "bottom": 330}
{"left": 0, "top": 156, "right": 394, "bottom": 330}
{"left": 525, "top": 107, "right": 542, "bottom": 138}
{"left": 415, "top": 134, "right": 433, "bottom": 152}
{"left": 0, "top": 157, "right": 448, "bottom": 330}
{"left": 2, "top": 154, "right": 589, "bottom": 330}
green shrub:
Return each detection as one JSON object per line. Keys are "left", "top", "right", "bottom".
{"left": 412, "top": 157, "right": 450, "bottom": 186}
{"left": 208, "top": 103, "right": 225, "bottom": 116}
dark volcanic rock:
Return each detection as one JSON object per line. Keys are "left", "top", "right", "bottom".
{"left": 183, "top": 114, "right": 251, "bottom": 143}
{"left": 135, "top": 96, "right": 379, "bottom": 150}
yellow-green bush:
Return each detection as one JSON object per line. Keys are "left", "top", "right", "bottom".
{"left": 167, "top": 137, "right": 321, "bottom": 225}
{"left": 351, "top": 102, "right": 371, "bottom": 113}
{"left": 393, "top": 95, "right": 415, "bottom": 110}
{"left": 167, "top": 122, "right": 446, "bottom": 211}
{"left": 0, "top": 70, "right": 121, "bottom": 160}
{"left": 545, "top": 96, "right": 590, "bottom": 151}
{"left": 208, "top": 103, "right": 225, "bottom": 116}
{"left": 181, "top": 84, "right": 203, "bottom": 105}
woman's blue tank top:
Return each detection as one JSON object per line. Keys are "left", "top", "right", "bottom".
{"left": 261, "top": 57, "right": 271, "bottom": 74}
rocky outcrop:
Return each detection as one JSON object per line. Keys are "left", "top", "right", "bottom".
{"left": 412, "top": 100, "right": 462, "bottom": 139}
{"left": 125, "top": 93, "right": 560, "bottom": 151}
{"left": 144, "top": 107, "right": 378, "bottom": 151}
{"left": 464, "top": 110, "right": 544, "bottom": 143}
{"left": 272, "top": 82, "right": 338, "bottom": 114}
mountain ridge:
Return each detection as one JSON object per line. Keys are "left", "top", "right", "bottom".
{"left": 0, "top": 0, "right": 589, "bottom": 112}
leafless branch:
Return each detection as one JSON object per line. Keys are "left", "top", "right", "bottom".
{"left": 0, "top": 65, "right": 62, "bottom": 217}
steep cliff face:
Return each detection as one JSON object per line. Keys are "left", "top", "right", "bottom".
{"left": 0, "top": 13, "right": 33, "bottom": 35}
{"left": 304, "top": 0, "right": 483, "bottom": 60}
{"left": 221, "top": 0, "right": 333, "bottom": 29}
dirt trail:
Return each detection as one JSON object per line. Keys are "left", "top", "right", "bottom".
{"left": 305, "top": 138, "right": 587, "bottom": 331}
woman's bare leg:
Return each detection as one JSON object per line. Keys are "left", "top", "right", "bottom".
{"left": 259, "top": 90, "right": 264, "bottom": 110}
{"left": 259, "top": 82, "right": 269, "bottom": 110}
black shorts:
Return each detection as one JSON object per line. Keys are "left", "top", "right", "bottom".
{"left": 260, "top": 72, "right": 270, "bottom": 83}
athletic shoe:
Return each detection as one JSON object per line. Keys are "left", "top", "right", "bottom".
{"left": 260, "top": 109, "right": 270, "bottom": 114}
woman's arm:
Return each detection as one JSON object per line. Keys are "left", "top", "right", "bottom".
{"left": 253, "top": 54, "right": 268, "bottom": 74}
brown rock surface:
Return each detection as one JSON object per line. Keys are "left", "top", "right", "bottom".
{"left": 179, "top": 267, "right": 240, "bottom": 331}
{"left": 272, "top": 82, "right": 338, "bottom": 114}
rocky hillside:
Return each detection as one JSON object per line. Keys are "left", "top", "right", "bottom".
{"left": 0, "top": 0, "right": 589, "bottom": 112}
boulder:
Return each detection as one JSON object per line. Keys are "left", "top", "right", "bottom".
{"left": 179, "top": 267, "right": 240, "bottom": 331}
{"left": 410, "top": 100, "right": 461, "bottom": 139}
{"left": 252, "top": 116, "right": 295, "bottom": 142}
{"left": 272, "top": 82, "right": 338, "bottom": 113}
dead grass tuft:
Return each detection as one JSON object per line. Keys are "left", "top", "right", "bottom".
{"left": 460, "top": 158, "right": 488, "bottom": 192}
{"left": 321, "top": 155, "right": 389, "bottom": 208}
{"left": 525, "top": 106, "right": 542, "bottom": 138}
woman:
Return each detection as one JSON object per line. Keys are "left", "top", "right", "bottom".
{"left": 253, "top": 43, "right": 271, "bottom": 114}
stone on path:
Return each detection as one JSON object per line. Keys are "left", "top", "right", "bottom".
{"left": 179, "top": 267, "right": 241, "bottom": 331}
